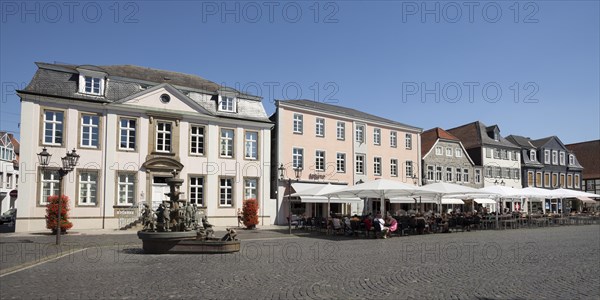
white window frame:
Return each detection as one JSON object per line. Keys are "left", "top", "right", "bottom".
{"left": 189, "top": 176, "right": 204, "bottom": 206}
{"left": 435, "top": 146, "right": 442, "bottom": 155}
{"left": 574, "top": 174, "right": 580, "bottom": 188}
{"left": 218, "top": 95, "right": 236, "bottom": 112}
{"left": 293, "top": 114, "right": 303, "bottom": 134}
{"left": 559, "top": 152, "right": 565, "bottom": 165}
{"left": 405, "top": 160, "right": 413, "bottom": 178}
{"left": 463, "top": 169, "right": 469, "bottom": 183}
{"left": 220, "top": 128, "right": 235, "bottom": 158}
{"left": 455, "top": 148, "right": 462, "bottom": 158}
{"left": 552, "top": 150, "right": 558, "bottom": 165}
{"left": 355, "top": 124, "right": 365, "bottom": 143}
{"left": 373, "top": 157, "right": 382, "bottom": 176}
{"left": 373, "top": 128, "right": 381, "bottom": 145}
{"left": 446, "top": 147, "right": 453, "bottom": 157}
{"left": 78, "top": 171, "right": 98, "bottom": 206}
{"left": 315, "top": 118, "right": 325, "bottom": 137}
{"left": 219, "top": 177, "right": 234, "bottom": 206}
{"left": 315, "top": 150, "right": 326, "bottom": 171}
{"left": 355, "top": 154, "right": 365, "bottom": 174}
{"left": 455, "top": 168, "right": 462, "bottom": 182}
{"left": 244, "top": 178, "right": 258, "bottom": 200}
{"left": 156, "top": 121, "right": 172, "bottom": 153}
{"left": 446, "top": 167, "right": 453, "bottom": 181}
{"left": 569, "top": 154, "right": 574, "bottom": 165}
{"left": 292, "top": 148, "right": 304, "bottom": 169}
{"left": 245, "top": 131, "right": 258, "bottom": 160}
{"left": 475, "top": 169, "right": 481, "bottom": 184}
{"left": 117, "top": 173, "right": 135, "bottom": 206}
{"left": 78, "top": 72, "right": 105, "bottom": 96}
{"left": 390, "top": 131, "right": 397, "bottom": 148}
{"left": 336, "top": 122, "right": 345, "bottom": 140}
{"left": 119, "top": 117, "right": 136, "bottom": 151}
{"left": 336, "top": 153, "right": 346, "bottom": 173}
{"left": 530, "top": 149, "right": 536, "bottom": 162}
{"left": 80, "top": 114, "right": 100, "bottom": 148}
{"left": 435, "top": 166, "right": 442, "bottom": 181}
{"left": 544, "top": 149, "right": 551, "bottom": 164}
{"left": 43, "top": 110, "right": 64, "bottom": 146}
{"left": 40, "top": 170, "right": 60, "bottom": 205}
{"left": 405, "top": 133, "right": 412, "bottom": 150}
{"left": 390, "top": 159, "right": 398, "bottom": 177}
{"left": 427, "top": 165, "right": 434, "bottom": 181}
{"left": 190, "top": 125, "right": 205, "bottom": 155}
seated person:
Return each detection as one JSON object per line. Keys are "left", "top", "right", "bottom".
{"left": 374, "top": 213, "right": 388, "bottom": 238}
{"left": 384, "top": 216, "right": 398, "bottom": 238}
{"left": 331, "top": 216, "right": 342, "bottom": 233}
{"left": 363, "top": 214, "right": 373, "bottom": 231}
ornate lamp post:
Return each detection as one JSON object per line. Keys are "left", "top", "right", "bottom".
{"left": 38, "top": 147, "right": 80, "bottom": 245}
{"left": 412, "top": 174, "right": 421, "bottom": 212}
{"left": 278, "top": 164, "right": 302, "bottom": 234}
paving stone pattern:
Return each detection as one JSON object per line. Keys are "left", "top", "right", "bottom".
{"left": 1, "top": 226, "right": 599, "bottom": 299}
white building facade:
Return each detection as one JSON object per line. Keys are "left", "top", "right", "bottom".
{"left": 0, "top": 132, "right": 19, "bottom": 214}
{"left": 16, "top": 63, "right": 273, "bottom": 232}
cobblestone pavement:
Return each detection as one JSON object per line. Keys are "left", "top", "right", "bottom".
{"left": 1, "top": 225, "right": 599, "bottom": 299}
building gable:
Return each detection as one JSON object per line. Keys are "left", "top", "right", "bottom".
{"left": 114, "top": 84, "right": 212, "bottom": 116}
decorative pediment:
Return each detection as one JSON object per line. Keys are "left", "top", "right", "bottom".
{"left": 142, "top": 156, "right": 184, "bottom": 172}
{"left": 114, "top": 83, "right": 212, "bottom": 115}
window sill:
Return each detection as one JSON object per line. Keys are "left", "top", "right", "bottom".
{"left": 151, "top": 152, "right": 175, "bottom": 156}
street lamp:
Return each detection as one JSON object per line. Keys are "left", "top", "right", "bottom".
{"left": 38, "top": 147, "right": 80, "bottom": 245}
{"left": 278, "top": 163, "right": 302, "bottom": 234}
{"left": 412, "top": 174, "right": 422, "bottom": 212}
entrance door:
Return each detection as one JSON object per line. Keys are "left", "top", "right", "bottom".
{"left": 152, "top": 176, "right": 170, "bottom": 210}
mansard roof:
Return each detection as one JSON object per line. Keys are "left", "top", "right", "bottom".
{"left": 447, "top": 121, "right": 519, "bottom": 150}
{"left": 19, "top": 62, "right": 270, "bottom": 123}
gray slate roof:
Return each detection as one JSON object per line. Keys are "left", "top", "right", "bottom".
{"left": 447, "top": 121, "right": 519, "bottom": 150}
{"left": 277, "top": 99, "right": 422, "bottom": 132}
{"left": 20, "top": 62, "right": 270, "bottom": 123}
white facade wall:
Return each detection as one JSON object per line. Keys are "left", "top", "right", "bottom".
{"left": 16, "top": 87, "right": 272, "bottom": 232}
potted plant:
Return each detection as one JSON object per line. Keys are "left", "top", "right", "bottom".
{"left": 45, "top": 195, "right": 73, "bottom": 234}
{"left": 242, "top": 199, "right": 259, "bottom": 229}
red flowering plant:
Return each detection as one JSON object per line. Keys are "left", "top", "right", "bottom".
{"left": 45, "top": 195, "right": 73, "bottom": 233}
{"left": 242, "top": 199, "right": 259, "bottom": 229}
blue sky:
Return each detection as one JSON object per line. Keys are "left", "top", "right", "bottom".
{"left": 1, "top": 1, "right": 598, "bottom": 144}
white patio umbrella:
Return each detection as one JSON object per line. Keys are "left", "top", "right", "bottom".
{"left": 421, "top": 182, "right": 493, "bottom": 213}
{"left": 323, "top": 179, "right": 437, "bottom": 218}
{"left": 292, "top": 183, "right": 362, "bottom": 217}
{"left": 476, "top": 185, "right": 524, "bottom": 229}
{"left": 553, "top": 188, "right": 600, "bottom": 198}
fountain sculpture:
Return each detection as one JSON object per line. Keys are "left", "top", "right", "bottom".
{"left": 137, "top": 170, "right": 240, "bottom": 254}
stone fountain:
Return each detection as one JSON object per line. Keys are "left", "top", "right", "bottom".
{"left": 137, "top": 170, "right": 240, "bottom": 254}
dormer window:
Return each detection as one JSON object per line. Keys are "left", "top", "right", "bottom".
{"left": 85, "top": 76, "right": 101, "bottom": 94}
{"left": 568, "top": 154, "right": 574, "bottom": 165}
{"left": 77, "top": 68, "right": 106, "bottom": 96}
{"left": 530, "top": 149, "right": 536, "bottom": 162}
{"left": 218, "top": 95, "right": 236, "bottom": 112}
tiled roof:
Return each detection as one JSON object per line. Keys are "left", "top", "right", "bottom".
{"left": 447, "top": 121, "right": 519, "bottom": 150}
{"left": 277, "top": 99, "right": 422, "bottom": 131}
{"left": 421, "top": 127, "right": 460, "bottom": 156}
{"left": 506, "top": 135, "right": 536, "bottom": 149}
{"left": 566, "top": 140, "right": 600, "bottom": 179}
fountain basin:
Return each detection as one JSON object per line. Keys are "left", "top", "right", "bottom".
{"left": 137, "top": 231, "right": 240, "bottom": 254}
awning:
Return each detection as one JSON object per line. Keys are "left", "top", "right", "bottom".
{"left": 577, "top": 196, "right": 598, "bottom": 204}
{"left": 390, "top": 197, "right": 439, "bottom": 204}
{"left": 291, "top": 183, "right": 325, "bottom": 194}
{"left": 441, "top": 198, "right": 465, "bottom": 204}
{"left": 299, "top": 196, "right": 362, "bottom": 204}
{"left": 474, "top": 198, "right": 496, "bottom": 204}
